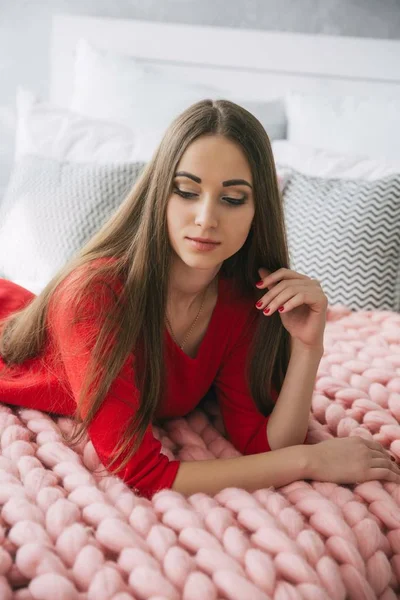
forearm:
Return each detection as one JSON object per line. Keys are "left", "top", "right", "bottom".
{"left": 267, "top": 342, "right": 323, "bottom": 450}
{"left": 172, "top": 444, "right": 310, "bottom": 496}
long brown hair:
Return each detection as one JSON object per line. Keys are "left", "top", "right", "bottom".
{"left": 0, "top": 99, "right": 291, "bottom": 477}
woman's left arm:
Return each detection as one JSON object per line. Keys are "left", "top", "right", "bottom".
{"left": 266, "top": 342, "right": 323, "bottom": 450}
{"left": 255, "top": 266, "right": 328, "bottom": 450}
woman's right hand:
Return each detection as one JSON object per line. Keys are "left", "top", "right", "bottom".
{"left": 306, "top": 436, "right": 400, "bottom": 485}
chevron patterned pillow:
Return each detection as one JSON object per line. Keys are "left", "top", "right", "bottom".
{"left": 0, "top": 155, "right": 146, "bottom": 294}
{"left": 281, "top": 169, "right": 400, "bottom": 312}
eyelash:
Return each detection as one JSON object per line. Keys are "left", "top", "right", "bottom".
{"left": 173, "top": 186, "right": 246, "bottom": 206}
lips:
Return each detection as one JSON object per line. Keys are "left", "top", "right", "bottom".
{"left": 187, "top": 237, "right": 220, "bottom": 245}
{"left": 186, "top": 237, "right": 221, "bottom": 252}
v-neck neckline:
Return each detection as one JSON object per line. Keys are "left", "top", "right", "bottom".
{"left": 165, "top": 276, "right": 225, "bottom": 361}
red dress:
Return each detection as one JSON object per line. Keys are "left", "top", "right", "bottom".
{"left": 0, "top": 261, "right": 278, "bottom": 499}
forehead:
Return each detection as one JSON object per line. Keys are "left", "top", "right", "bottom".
{"left": 176, "top": 135, "right": 252, "bottom": 183}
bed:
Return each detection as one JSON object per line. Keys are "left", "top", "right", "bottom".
{"left": 1, "top": 13, "right": 400, "bottom": 599}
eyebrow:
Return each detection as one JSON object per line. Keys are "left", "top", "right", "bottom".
{"left": 174, "top": 171, "right": 253, "bottom": 189}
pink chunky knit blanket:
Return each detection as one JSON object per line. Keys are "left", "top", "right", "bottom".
{"left": 1, "top": 304, "right": 400, "bottom": 600}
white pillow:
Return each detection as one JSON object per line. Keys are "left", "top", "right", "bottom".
{"left": 69, "top": 40, "right": 287, "bottom": 145}
{"left": 272, "top": 140, "right": 400, "bottom": 180}
{"left": 14, "top": 87, "right": 290, "bottom": 182}
{"left": 284, "top": 91, "right": 400, "bottom": 161}
{"left": 15, "top": 86, "right": 150, "bottom": 163}
{"left": 70, "top": 39, "right": 228, "bottom": 141}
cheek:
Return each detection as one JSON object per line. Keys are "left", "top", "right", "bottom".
{"left": 166, "top": 201, "right": 187, "bottom": 240}
{"left": 228, "top": 214, "right": 253, "bottom": 237}
{"left": 166, "top": 199, "right": 178, "bottom": 229}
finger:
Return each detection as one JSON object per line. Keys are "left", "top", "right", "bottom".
{"left": 256, "top": 281, "right": 304, "bottom": 306}
{"left": 258, "top": 267, "right": 310, "bottom": 281}
{"left": 366, "top": 440, "right": 399, "bottom": 464}
{"left": 370, "top": 449, "right": 395, "bottom": 463}
{"left": 365, "top": 438, "right": 391, "bottom": 455}
{"left": 257, "top": 279, "right": 308, "bottom": 300}
{"left": 370, "top": 456, "right": 400, "bottom": 476}
{"left": 257, "top": 290, "right": 301, "bottom": 315}
{"left": 261, "top": 287, "right": 326, "bottom": 316}
{"left": 279, "top": 290, "right": 317, "bottom": 314}
{"left": 257, "top": 268, "right": 310, "bottom": 288}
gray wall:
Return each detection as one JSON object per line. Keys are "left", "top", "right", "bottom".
{"left": 1, "top": 0, "right": 399, "bottom": 196}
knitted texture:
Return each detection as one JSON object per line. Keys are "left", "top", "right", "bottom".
{"left": 1, "top": 304, "right": 400, "bottom": 599}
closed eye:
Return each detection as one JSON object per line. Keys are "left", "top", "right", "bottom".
{"left": 173, "top": 186, "right": 247, "bottom": 206}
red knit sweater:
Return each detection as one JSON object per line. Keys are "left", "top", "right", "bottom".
{"left": 0, "top": 261, "right": 280, "bottom": 499}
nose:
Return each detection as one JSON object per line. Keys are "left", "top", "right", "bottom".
{"left": 194, "top": 196, "right": 219, "bottom": 229}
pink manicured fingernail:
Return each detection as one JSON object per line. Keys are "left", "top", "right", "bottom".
{"left": 263, "top": 307, "right": 270, "bottom": 314}
{"left": 256, "top": 300, "right": 263, "bottom": 308}
{"left": 278, "top": 306, "right": 284, "bottom": 312}
{"left": 256, "top": 280, "right": 264, "bottom": 287}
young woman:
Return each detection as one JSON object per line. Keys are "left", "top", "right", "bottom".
{"left": 1, "top": 99, "right": 399, "bottom": 500}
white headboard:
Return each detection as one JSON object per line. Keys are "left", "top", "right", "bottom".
{"left": 50, "top": 14, "right": 400, "bottom": 108}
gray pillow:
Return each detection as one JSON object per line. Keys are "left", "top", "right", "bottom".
{"left": 239, "top": 99, "right": 287, "bottom": 140}
{"left": 281, "top": 168, "right": 400, "bottom": 312}
{"left": 0, "top": 155, "right": 145, "bottom": 294}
